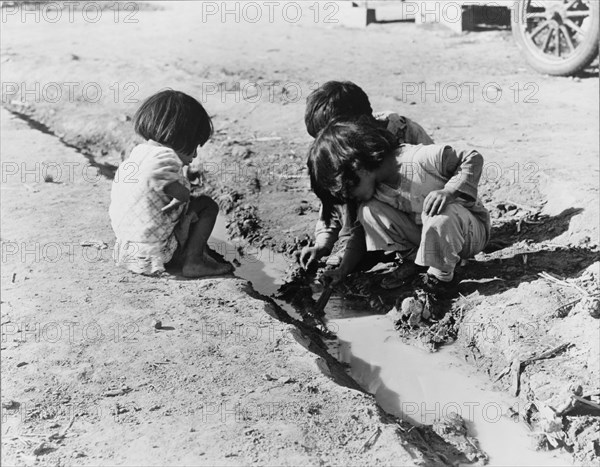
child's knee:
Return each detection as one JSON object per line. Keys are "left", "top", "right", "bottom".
{"left": 421, "top": 204, "right": 461, "bottom": 231}
{"left": 358, "top": 199, "right": 390, "bottom": 226}
{"left": 189, "top": 195, "right": 219, "bottom": 216}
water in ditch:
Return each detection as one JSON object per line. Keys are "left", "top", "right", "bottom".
{"left": 210, "top": 217, "right": 571, "bottom": 466}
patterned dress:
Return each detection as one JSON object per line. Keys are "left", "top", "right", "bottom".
{"left": 109, "top": 141, "right": 190, "bottom": 275}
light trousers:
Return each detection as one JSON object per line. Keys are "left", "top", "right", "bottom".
{"left": 358, "top": 200, "right": 488, "bottom": 274}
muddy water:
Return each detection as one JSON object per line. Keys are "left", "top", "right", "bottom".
{"left": 210, "top": 217, "right": 571, "bottom": 466}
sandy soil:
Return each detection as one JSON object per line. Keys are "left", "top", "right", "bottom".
{"left": 1, "top": 1, "right": 599, "bottom": 465}
{"left": 3, "top": 107, "right": 472, "bottom": 466}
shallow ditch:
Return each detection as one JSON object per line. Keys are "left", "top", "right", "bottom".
{"left": 209, "top": 217, "right": 573, "bottom": 466}
{"left": 7, "top": 107, "right": 585, "bottom": 465}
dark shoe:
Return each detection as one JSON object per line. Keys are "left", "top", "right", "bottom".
{"left": 419, "top": 273, "right": 459, "bottom": 299}
{"left": 381, "top": 261, "right": 427, "bottom": 290}
{"left": 413, "top": 274, "right": 459, "bottom": 320}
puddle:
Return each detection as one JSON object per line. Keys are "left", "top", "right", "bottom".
{"left": 209, "top": 216, "right": 571, "bottom": 466}
{"left": 209, "top": 216, "right": 293, "bottom": 297}
{"left": 332, "top": 316, "right": 572, "bottom": 466}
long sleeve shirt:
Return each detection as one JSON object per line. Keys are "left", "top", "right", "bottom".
{"left": 373, "top": 144, "right": 491, "bottom": 233}
{"left": 314, "top": 112, "right": 434, "bottom": 251}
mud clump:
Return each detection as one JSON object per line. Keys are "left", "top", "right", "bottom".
{"left": 226, "top": 204, "right": 263, "bottom": 243}
{"left": 432, "top": 412, "right": 488, "bottom": 465}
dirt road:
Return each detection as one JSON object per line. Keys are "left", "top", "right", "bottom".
{"left": 1, "top": 1, "right": 599, "bottom": 465}
{"left": 3, "top": 107, "right": 464, "bottom": 465}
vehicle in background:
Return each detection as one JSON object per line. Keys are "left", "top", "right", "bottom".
{"left": 355, "top": 0, "right": 599, "bottom": 76}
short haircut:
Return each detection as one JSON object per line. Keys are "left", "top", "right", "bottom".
{"left": 304, "top": 81, "right": 373, "bottom": 138}
{"left": 307, "top": 118, "right": 397, "bottom": 222}
{"left": 133, "top": 89, "right": 213, "bottom": 156}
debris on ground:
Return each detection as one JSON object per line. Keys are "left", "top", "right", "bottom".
{"left": 432, "top": 412, "right": 488, "bottom": 465}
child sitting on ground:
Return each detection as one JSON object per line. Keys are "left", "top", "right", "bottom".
{"left": 307, "top": 119, "right": 490, "bottom": 302}
{"left": 109, "top": 89, "right": 232, "bottom": 278}
{"left": 299, "top": 81, "right": 434, "bottom": 280}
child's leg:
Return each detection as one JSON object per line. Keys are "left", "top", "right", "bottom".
{"left": 415, "top": 203, "right": 487, "bottom": 282}
{"left": 182, "top": 195, "right": 232, "bottom": 278}
{"left": 359, "top": 199, "right": 424, "bottom": 287}
{"left": 358, "top": 199, "right": 421, "bottom": 256}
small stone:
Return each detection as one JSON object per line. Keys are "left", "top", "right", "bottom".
{"left": 401, "top": 297, "right": 423, "bottom": 326}
{"left": 16, "top": 361, "right": 28, "bottom": 368}
{"left": 152, "top": 319, "right": 162, "bottom": 330}
{"left": 33, "top": 441, "right": 55, "bottom": 456}
{"left": 71, "top": 451, "right": 85, "bottom": 458}
{"left": 408, "top": 310, "right": 422, "bottom": 326}
{"left": 231, "top": 145, "right": 252, "bottom": 158}
{"left": 2, "top": 400, "right": 19, "bottom": 410}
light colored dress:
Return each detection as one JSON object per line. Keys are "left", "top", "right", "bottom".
{"left": 109, "top": 141, "right": 190, "bottom": 275}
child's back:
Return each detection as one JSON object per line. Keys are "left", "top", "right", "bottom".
{"left": 109, "top": 89, "right": 232, "bottom": 278}
{"left": 110, "top": 142, "right": 187, "bottom": 274}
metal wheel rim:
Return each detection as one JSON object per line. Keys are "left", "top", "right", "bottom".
{"left": 519, "top": 0, "right": 593, "bottom": 62}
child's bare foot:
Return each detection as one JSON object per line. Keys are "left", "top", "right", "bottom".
{"left": 182, "top": 253, "right": 233, "bottom": 278}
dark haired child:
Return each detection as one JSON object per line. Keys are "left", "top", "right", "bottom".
{"left": 307, "top": 120, "right": 490, "bottom": 301}
{"left": 109, "top": 89, "right": 232, "bottom": 278}
{"left": 300, "top": 81, "right": 434, "bottom": 280}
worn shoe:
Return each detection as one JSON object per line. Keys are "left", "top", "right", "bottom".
{"left": 418, "top": 273, "right": 460, "bottom": 299}
{"left": 406, "top": 273, "right": 460, "bottom": 321}
{"left": 381, "top": 261, "right": 426, "bottom": 289}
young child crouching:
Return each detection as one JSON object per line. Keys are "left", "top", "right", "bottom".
{"left": 307, "top": 119, "right": 490, "bottom": 301}
{"left": 300, "top": 80, "right": 435, "bottom": 273}
{"left": 109, "top": 90, "right": 232, "bottom": 278}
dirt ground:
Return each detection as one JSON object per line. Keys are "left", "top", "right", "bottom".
{"left": 1, "top": 1, "right": 599, "bottom": 465}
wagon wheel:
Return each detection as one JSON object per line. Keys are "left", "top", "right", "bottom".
{"left": 512, "top": 0, "right": 599, "bottom": 76}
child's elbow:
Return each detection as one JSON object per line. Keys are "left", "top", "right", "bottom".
{"left": 471, "top": 149, "right": 484, "bottom": 165}
{"left": 179, "top": 190, "right": 191, "bottom": 202}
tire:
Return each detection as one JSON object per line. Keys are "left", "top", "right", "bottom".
{"left": 512, "top": 0, "right": 599, "bottom": 76}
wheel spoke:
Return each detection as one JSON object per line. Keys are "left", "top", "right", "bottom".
{"left": 530, "top": 20, "right": 551, "bottom": 39}
{"left": 560, "top": 25, "right": 576, "bottom": 52}
{"left": 566, "top": 11, "right": 590, "bottom": 18}
{"left": 564, "top": 0, "right": 579, "bottom": 11}
{"left": 555, "top": 25, "right": 561, "bottom": 56}
{"left": 564, "top": 18, "right": 583, "bottom": 34}
{"left": 525, "top": 0, "right": 544, "bottom": 17}
{"left": 542, "top": 27, "right": 554, "bottom": 52}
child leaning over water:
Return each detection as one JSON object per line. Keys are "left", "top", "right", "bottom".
{"left": 299, "top": 80, "right": 434, "bottom": 276}
{"left": 307, "top": 119, "right": 490, "bottom": 301}
{"left": 109, "top": 90, "right": 233, "bottom": 278}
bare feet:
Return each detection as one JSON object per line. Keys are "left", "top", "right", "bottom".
{"left": 182, "top": 253, "right": 233, "bottom": 278}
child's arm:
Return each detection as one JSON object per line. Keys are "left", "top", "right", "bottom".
{"left": 146, "top": 149, "right": 190, "bottom": 214}
{"left": 442, "top": 146, "right": 484, "bottom": 200}
{"left": 424, "top": 146, "right": 484, "bottom": 215}
{"left": 320, "top": 224, "right": 366, "bottom": 285}
{"left": 162, "top": 181, "right": 190, "bottom": 213}
{"left": 300, "top": 204, "right": 343, "bottom": 269}
{"left": 403, "top": 117, "right": 435, "bottom": 145}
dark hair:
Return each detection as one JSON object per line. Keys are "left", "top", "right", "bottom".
{"left": 304, "top": 81, "right": 373, "bottom": 138}
{"left": 133, "top": 90, "right": 213, "bottom": 156}
{"left": 307, "top": 119, "right": 397, "bottom": 223}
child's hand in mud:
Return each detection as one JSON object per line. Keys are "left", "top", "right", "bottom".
{"left": 161, "top": 198, "right": 185, "bottom": 214}
{"left": 320, "top": 267, "right": 346, "bottom": 286}
{"left": 300, "top": 245, "right": 327, "bottom": 269}
{"left": 423, "top": 189, "right": 457, "bottom": 216}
